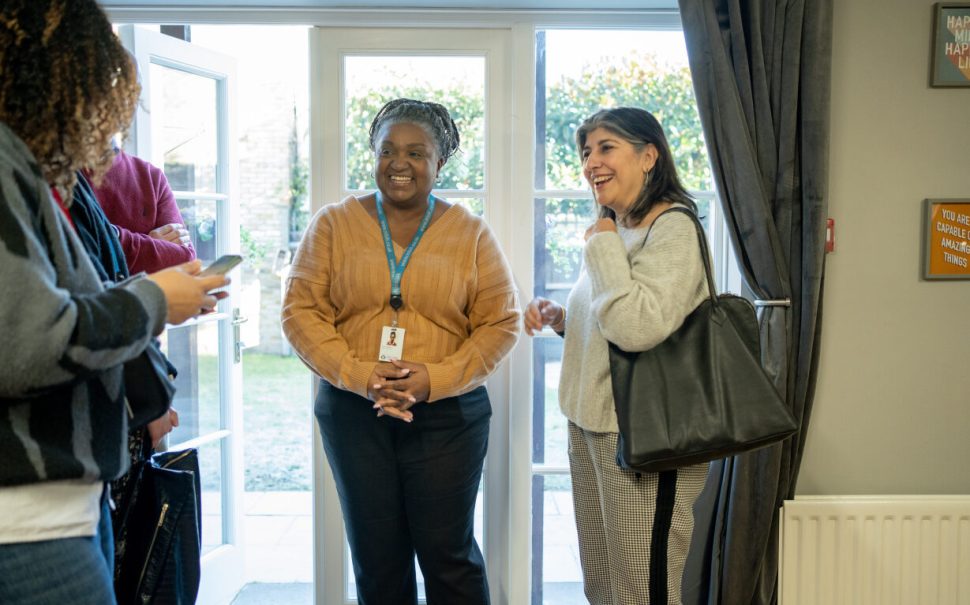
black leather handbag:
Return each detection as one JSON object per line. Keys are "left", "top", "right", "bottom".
{"left": 609, "top": 207, "right": 798, "bottom": 473}
{"left": 123, "top": 339, "right": 176, "bottom": 428}
{"left": 113, "top": 444, "right": 202, "bottom": 605}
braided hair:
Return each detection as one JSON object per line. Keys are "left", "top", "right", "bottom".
{"left": 368, "top": 98, "right": 461, "bottom": 164}
{"left": 0, "top": 0, "right": 140, "bottom": 196}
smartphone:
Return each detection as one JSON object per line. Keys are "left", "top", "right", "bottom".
{"left": 199, "top": 254, "right": 243, "bottom": 277}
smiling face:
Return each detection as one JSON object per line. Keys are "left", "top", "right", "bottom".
{"left": 581, "top": 127, "right": 658, "bottom": 218}
{"left": 374, "top": 121, "right": 444, "bottom": 208}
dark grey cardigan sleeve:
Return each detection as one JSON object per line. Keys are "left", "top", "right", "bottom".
{"left": 0, "top": 150, "right": 166, "bottom": 399}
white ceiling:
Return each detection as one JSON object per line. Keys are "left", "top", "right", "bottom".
{"left": 101, "top": 0, "right": 677, "bottom": 10}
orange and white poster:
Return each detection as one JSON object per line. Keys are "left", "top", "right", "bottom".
{"left": 924, "top": 199, "right": 970, "bottom": 279}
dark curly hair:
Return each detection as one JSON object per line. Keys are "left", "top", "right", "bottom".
{"left": 0, "top": 0, "right": 140, "bottom": 196}
{"left": 368, "top": 98, "right": 461, "bottom": 164}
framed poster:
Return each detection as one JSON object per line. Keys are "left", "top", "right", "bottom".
{"left": 931, "top": 3, "right": 970, "bottom": 87}
{"left": 923, "top": 199, "right": 970, "bottom": 279}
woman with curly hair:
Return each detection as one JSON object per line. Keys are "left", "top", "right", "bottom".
{"left": 0, "top": 2, "right": 229, "bottom": 603}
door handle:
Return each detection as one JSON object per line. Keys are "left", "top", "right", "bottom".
{"left": 232, "top": 308, "right": 248, "bottom": 363}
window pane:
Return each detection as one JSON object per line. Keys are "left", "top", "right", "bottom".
{"left": 532, "top": 29, "right": 718, "bottom": 605}
{"left": 538, "top": 29, "right": 711, "bottom": 192}
{"left": 445, "top": 196, "right": 485, "bottom": 217}
{"left": 343, "top": 56, "right": 485, "bottom": 193}
{"left": 150, "top": 63, "right": 219, "bottom": 193}
{"left": 242, "top": 351, "right": 312, "bottom": 491}
{"left": 199, "top": 440, "right": 225, "bottom": 554}
{"left": 159, "top": 320, "right": 223, "bottom": 445}
{"left": 696, "top": 197, "right": 712, "bottom": 231}
{"left": 532, "top": 474, "right": 584, "bottom": 604}
{"left": 533, "top": 337, "right": 568, "bottom": 468}
{"left": 534, "top": 197, "right": 598, "bottom": 304}
{"left": 175, "top": 198, "right": 220, "bottom": 263}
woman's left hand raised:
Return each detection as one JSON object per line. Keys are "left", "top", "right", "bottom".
{"left": 584, "top": 217, "right": 617, "bottom": 241}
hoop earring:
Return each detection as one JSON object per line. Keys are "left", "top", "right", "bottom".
{"left": 640, "top": 169, "right": 652, "bottom": 191}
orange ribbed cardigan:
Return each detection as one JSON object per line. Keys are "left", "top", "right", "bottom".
{"left": 282, "top": 196, "right": 521, "bottom": 402}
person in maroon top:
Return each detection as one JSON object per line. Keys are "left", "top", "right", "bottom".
{"left": 91, "top": 147, "right": 194, "bottom": 450}
{"left": 93, "top": 149, "right": 198, "bottom": 566}
{"left": 93, "top": 148, "right": 195, "bottom": 274}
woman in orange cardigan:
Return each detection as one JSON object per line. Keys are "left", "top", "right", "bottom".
{"left": 282, "top": 98, "right": 520, "bottom": 605}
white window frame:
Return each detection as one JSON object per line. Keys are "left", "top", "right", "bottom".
{"left": 105, "top": 8, "right": 733, "bottom": 605}
{"left": 116, "top": 24, "right": 246, "bottom": 605}
{"left": 311, "top": 27, "right": 513, "bottom": 605}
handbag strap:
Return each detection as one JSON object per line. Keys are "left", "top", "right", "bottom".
{"left": 633, "top": 205, "right": 719, "bottom": 305}
{"left": 139, "top": 426, "right": 154, "bottom": 461}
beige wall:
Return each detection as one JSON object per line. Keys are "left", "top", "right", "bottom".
{"left": 796, "top": 0, "right": 970, "bottom": 494}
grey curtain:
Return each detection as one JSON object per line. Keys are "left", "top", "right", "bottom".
{"left": 676, "top": 1, "right": 832, "bottom": 603}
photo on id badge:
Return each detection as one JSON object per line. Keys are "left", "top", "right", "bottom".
{"left": 379, "top": 326, "right": 405, "bottom": 361}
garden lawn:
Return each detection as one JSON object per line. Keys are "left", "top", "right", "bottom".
{"left": 243, "top": 351, "right": 313, "bottom": 491}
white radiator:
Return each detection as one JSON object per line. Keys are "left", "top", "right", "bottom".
{"left": 779, "top": 496, "right": 970, "bottom": 605}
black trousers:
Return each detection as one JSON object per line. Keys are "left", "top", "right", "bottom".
{"left": 315, "top": 381, "right": 491, "bottom": 605}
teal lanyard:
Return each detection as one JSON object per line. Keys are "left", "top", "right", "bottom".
{"left": 375, "top": 192, "right": 436, "bottom": 313}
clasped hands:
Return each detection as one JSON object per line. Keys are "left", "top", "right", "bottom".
{"left": 365, "top": 218, "right": 618, "bottom": 420}
{"left": 150, "top": 223, "right": 192, "bottom": 247}
{"left": 367, "top": 360, "right": 431, "bottom": 423}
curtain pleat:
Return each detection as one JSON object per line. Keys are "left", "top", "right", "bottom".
{"left": 676, "top": 1, "right": 832, "bottom": 602}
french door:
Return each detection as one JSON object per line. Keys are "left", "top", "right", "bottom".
{"left": 119, "top": 25, "right": 245, "bottom": 605}
{"left": 107, "top": 17, "right": 713, "bottom": 605}
{"left": 309, "top": 26, "right": 531, "bottom": 605}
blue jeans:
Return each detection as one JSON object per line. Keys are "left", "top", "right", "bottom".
{"left": 0, "top": 486, "right": 116, "bottom": 605}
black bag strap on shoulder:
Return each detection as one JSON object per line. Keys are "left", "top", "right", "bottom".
{"left": 633, "top": 205, "right": 719, "bottom": 301}
{"left": 609, "top": 205, "right": 798, "bottom": 472}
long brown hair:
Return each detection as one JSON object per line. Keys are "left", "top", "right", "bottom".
{"left": 576, "top": 107, "right": 696, "bottom": 224}
{"left": 0, "top": 0, "right": 140, "bottom": 196}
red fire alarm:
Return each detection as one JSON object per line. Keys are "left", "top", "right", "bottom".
{"left": 825, "top": 218, "right": 835, "bottom": 253}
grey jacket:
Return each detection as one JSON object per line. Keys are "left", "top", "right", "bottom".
{"left": 0, "top": 123, "right": 166, "bottom": 487}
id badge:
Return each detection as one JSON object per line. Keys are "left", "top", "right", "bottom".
{"left": 379, "top": 326, "right": 405, "bottom": 361}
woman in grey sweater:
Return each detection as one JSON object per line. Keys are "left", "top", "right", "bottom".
{"left": 525, "top": 107, "right": 708, "bottom": 604}
{"left": 0, "top": 2, "right": 228, "bottom": 603}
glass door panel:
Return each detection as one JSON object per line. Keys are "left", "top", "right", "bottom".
{"left": 536, "top": 475, "right": 583, "bottom": 604}
{"left": 343, "top": 55, "right": 486, "bottom": 198}
{"left": 312, "top": 27, "right": 510, "bottom": 605}
{"left": 341, "top": 48, "right": 489, "bottom": 605}
{"left": 148, "top": 64, "right": 220, "bottom": 193}
{"left": 198, "top": 439, "right": 226, "bottom": 555}
{"left": 530, "top": 27, "right": 718, "bottom": 604}
{"left": 158, "top": 320, "right": 225, "bottom": 445}
{"left": 173, "top": 197, "right": 221, "bottom": 264}
{"left": 119, "top": 24, "right": 242, "bottom": 605}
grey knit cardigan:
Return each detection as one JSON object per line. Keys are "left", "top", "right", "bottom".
{"left": 0, "top": 123, "right": 166, "bottom": 487}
